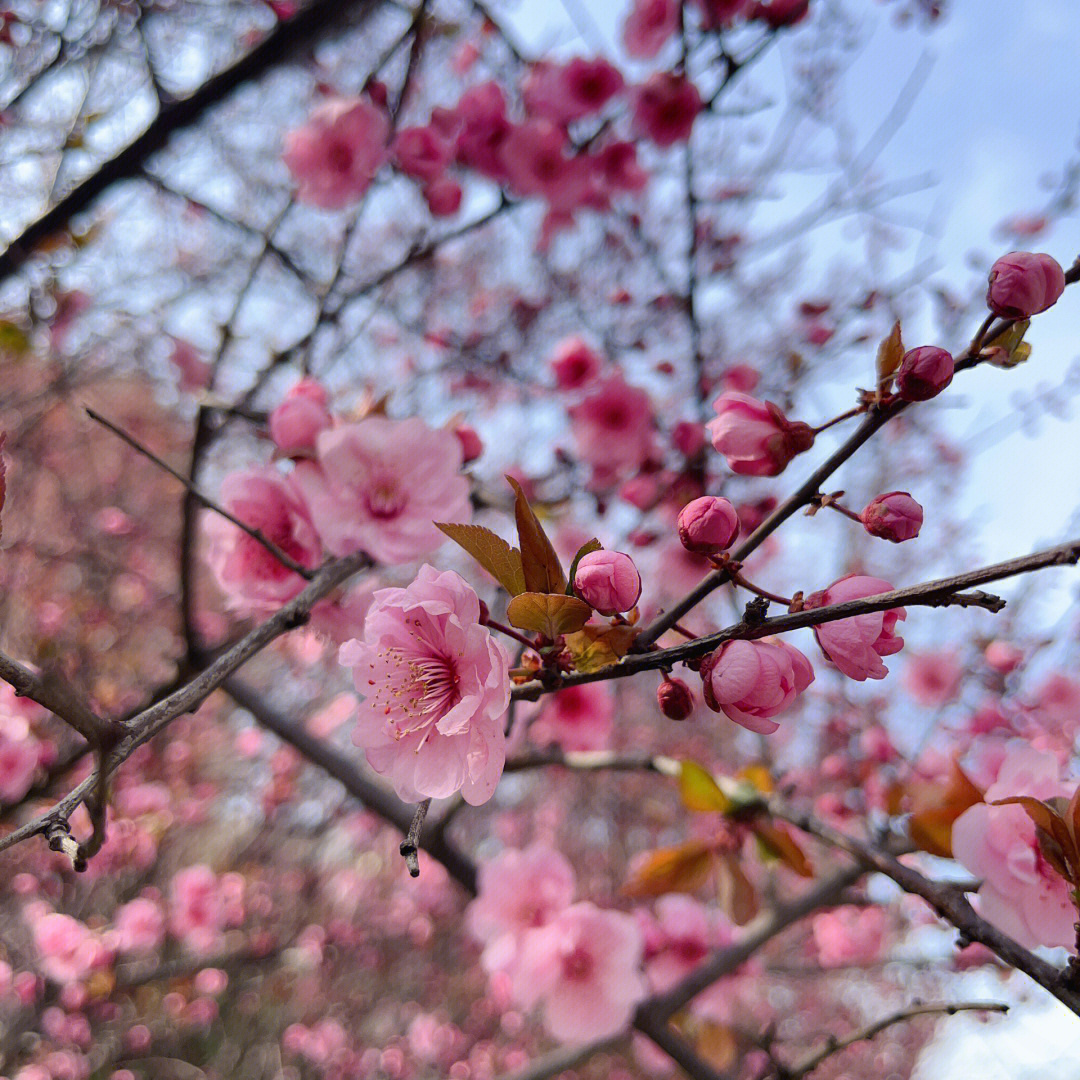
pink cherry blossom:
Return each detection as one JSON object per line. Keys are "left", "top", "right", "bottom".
{"left": 633, "top": 73, "right": 702, "bottom": 148}
{"left": 707, "top": 392, "right": 814, "bottom": 476}
{"left": 0, "top": 718, "right": 40, "bottom": 803}
{"left": 391, "top": 125, "right": 453, "bottom": 184}
{"left": 268, "top": 378, "right": 331, "bottom": 457}
{"left": 522, "top": 58, "right": 624, "bottom": 125}
{"left": 677, "top": 495, "right": 740, "bottom": 554}
{"left": 589, "top": 140, "right": 650, "bottom": 195}
{"left": 467, "top": 843, "right": 576, "bottom": 975}
{"left": 283, "top": 96, "right": 388, "bottom": 209}
{"left": 551, "top": 336, "right": 602, "bottom": 390}
{"left": 512, "top": 902, "right": 646, "bottom": 1043}
{"left": 622, "top": 0, "right": 679, "bottom": 58}
{"left": 904, "top": 651, "right": 962, "bottom": 706}
{"left": 811, "top": 905, "right": 886, "bottom": 967}
{"left": 169, "top": 338, "right": 211, "bottom": 392}
{"left": 701, "top": 637, "right": 815, "bottom": 734}
{"left": 692, "top": 0, "right": 753, "bottom": 29}
{"left": 986, "top": 251, "right": 1066, "bottom": 318}
{"left": 423, "top": 176, "right": 463, "bottom": 216}
{"left": 530, "top": 683, "right": 614, "bottom": 751}
{"left": 805, "top": 575, "right": 906, "bottom": 681}
{"left": 205, "top": 467, "right": 321, "bottom": 616}
{"left": 500, "top": 120, "right": 590, "bottom": 212}
{"left": 292, "top": 416, "right": 470, "bottom": 564}
{"left": 573, "top": 550, "right": 641, "bottom": 614}
{"left": 453, "top": 81, "right": 513, "bottom": 181}
{"left": 32, "top": 913, "right": 104, "bottom": 983}
{"left": 112, "top": 897, "right": 166, "bottom": 955}
{"left": 639, "top": 895, "right": 723, "bottom": 992}
{"left": 952, "top": 745, "right": 1076, "bottom": 950}
{"left": 568, "top": 372, "right": 656, "bottom": 483}
{"left": 170, "top": 864, "right": 230, "bottom": 955}
{"left": 860, "top": 491, "right": 923, "bottom": 543}
{"left": 341, "top": 566, "right": 510, "bottom": 805}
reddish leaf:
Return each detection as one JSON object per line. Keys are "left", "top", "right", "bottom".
{"left": 506, "top": 592, "right": 592, "bottom": 640}
{"left": 892, "top": 759, "right": 983, "bottom": 858}
{"left": 623, "top": 841, "right": 715, "bottom": 898}
{"left": 507, "top": 476, "right": 566, "bottom": 595}
{"left": 717, "top": 852, "right": 758, "bottom": 925}
{"left": 563, "top": 623, "right": 637, "bottom": 672}
{"left": 752, "top": 821, "right": 813, "bottom": 878}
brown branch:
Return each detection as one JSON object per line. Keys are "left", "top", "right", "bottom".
{"left": 0, "top": 0, "right": 378, "bottom": 284}
{"left": 84, "top": 406, "right": 315, "bottom": 580}
{"left": 512, "top": 537, "right": 1080, "bottom": 701}
{"left": 399, "top": 798, "right": 431, "bottom": 877}
{"left": 781, "top": 1001, "right": 1008, "bottom": 1079}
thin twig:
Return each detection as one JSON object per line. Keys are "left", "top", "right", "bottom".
{"left": 400, "top": 798, "right": 432, "bottom": 877}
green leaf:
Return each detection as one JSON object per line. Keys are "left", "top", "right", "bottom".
{"left": 679, "top": 761, "right": 733, "bottom": 813}
{"left": 565, "top": 538, "right": 602, "bottom": 595}
{"left": 507, "top": 475, "right": 566, "bottom": 595}
{"left": 563, "top": 623, "right": 637, "bottom": 672}
{"left": 506, "top": 592, "right": 592, "bottom": 639}
{"left": 435, "top": 522, "right": 526, "bottom": 596}
{"left": 0, "top": 321, "right": 30, "bottom": 357}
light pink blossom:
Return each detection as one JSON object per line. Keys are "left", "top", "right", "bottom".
{"left": 293, "top": 416, "right": 470, "bottom": 564}
{"left": 805, "top": 575, "right": 906, "bottom": 681}
{"left": 700, "top": 637, "right": 815, "bottom": 734}
{"left": 530, "top": 683, "right": 614, "bottom": 751}
{"left": 341, "top": 566, "right": 511, "bottom": 805}
{"left": 283, "top": 96, "right": 388, "bottom": 209}
{"left": 707, "top": 392, "right": 814, "bottom": 476}
{"left": 904, "top": 651, "right": 962, "bottom": 706}
{"left": 0, "top": 718, "right": 39, "bottom": 803}
{"left": 952, "top": 745, "right": 1076, "bottom": 950}
{"left": 32, "top": 913, "right": 104, "bottom": 984}
{"left": 205, "top": 467, "right": 321, "bottom": 616}
{"left": 170, "top": 865, "right": 230, "bottom": 955}
{"left": 639, "top": 895, "right": 723, "bottom": 992}
{"left": 512, "top": 902, "right": 646, "bottom": 1043}
{"left": 112, "top": 898, "right": 166, "bottom": 955}
{"left": 622, "top": 0, "right": 679, "bottom": 58}
{"left": 268, "top": 378, "right": 331, "bottom": 457}
{"left": 811, "top": 905, "right": 887, "bottom": 967}
{"left": 860, "top": 491, "right": 923, "bottom": 543}
{"left": 573, "top": 549, "right": 641, "bottom": 614}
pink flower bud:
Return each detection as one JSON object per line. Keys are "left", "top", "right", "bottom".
{"left": 454, "top": 423, "right": 484, "bottom": 463}
{"left": 657, "top": 678, "right": 694, "bottom": 720}
{"left": 860, "top": 491, "right": 923, "bottom": 543}
{"left": 700, "top": 637, "right": 814, "bottom": 733}
{"left": 573, "top": 550, "right": 641, "bottom": 615}
{"left": 896, "top": 346, "right": 953, "bottom": 402}
{"left": 677, "top": 496, "right": 740, "bottom": 554}
{"left": 706, "top": 391, "right": 814, "bottom": 476}
{"left": 423, "top": 176, "right": 463, "bottom": 217}
{"left": 269, "top": 379, "right": 332, "bottom": 456}
{"left": 984, "top": 640, "right": 1023, "bottom": 674}
{"left": 804, "top": 575, "right": 905, "bottom": 681}
{"left": 986, "top": 251, "right": 1065, "bottom": 319}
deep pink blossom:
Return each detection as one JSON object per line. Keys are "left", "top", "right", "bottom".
{"left": 341, "top": 566, "right": 511, "bottom": 804}
{"left": 573, "top": 550, "right": 641, "bottom": 614}
{"left": 692, "top": 0, "right": 753, "bottom": 29}
{"left": 633, "top": 73, "right": 702, "bottom": 148}
{"left": 522, "top": 58, "right": 624, "bottom": 125}
{"left": 391, "top": 125, "right": 453, "bottom": 184}
{"left": 500, "top": 120, "right": 590, "bottom": 212}
{"left": 952, "top": 746, "right": 1075, "bottom": 949}
{"left": 896, "top": 346, "right": 954, "bottom": 402}
{"left": 551, "top": 336, "right": 602, "bottom": 390}
{"left": 701, "top": 637, "right": 815, "bottom": 733}
{"left": 467, "top": 844, "right": 576, "bottom": 976}
{"left": 805, "top": 575, "right": 906, "bottom": 681}
{"left": 268, "top": 378, "right": 332, "bottom": 457}
{"left": 454, "top": 422, "right": 484, "bottom": 463}
{"left": 622, "top": 0, "right": 679, "bottom": 58}
{"left": 170, "top": 865, "right": 231, "bottom": 955}
{"left": 530, "top": 683, "right": 614, "bottom": 751}
{"left": 423, "top": 175, "right": 463, "bottom": 216}
{"left": 707, "top": 392, "right": 814, "bottom": 476}
{"left": 453, "top": 82, "right": 513, "bottom": 181}
{"left": 205, "top": 468, "right": 321, "bottom": 616}
{"left": 293, "top": 416, "right": 470, "bottom": 563}
{"left": 657, "top": 677, "right": 695, "bottom": 720}
{"left": 512, "top": 902, "right": 646, "bottom": 1043}
{"left": 678, "top": 495, "right": 740, "bottom": 554}
{"left": 860, "top": 491, "right": 923, "bottom": 543}
{"left": 568, "top": 373, "right": 656, "bottom": 482}
{"left": 751, "top": 0, "right": 810, "bottom": 27}
{"left": 283, "top": 96, "right": 389, "bottom": 209}
{"left": 986, "top": 251, "right": 1066, "bottom": 318}
{"left": 589, "top": 140, "right": 650, "bottom": 195}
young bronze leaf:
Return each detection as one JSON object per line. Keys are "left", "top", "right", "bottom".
{"left": 563, "top": 624, "right": 637, "bottom": 672}
{"left": 752, "top": 821, "right": 813, "bottom": 877}
{"left": 993, "top": 796, "right": 1077, "bottom": 883}
{"left": 565, "top": 538, "right": 602, "bottom": 595}
{"left": 506, "top": 592, "right": 592, "bottom": 639}
{"left": 876, "top": 320, "right": 904, "bottom": 386}
{"left": 622, "top": 840, "right": 715, "bottom": 898}
{"left": 679, "top": 761, "right": 733, "bottom": 813}
{"left": 506, "top": 475, "right": 566, "bottom": 594}
{"left": 890, "top": 758, "right": 983, "bottom": 858}
{"left": 717, "top": 853, "right": 758, "bottom": 925}
{"left": 435, "top": 522, "right": 526, "bottom": 596}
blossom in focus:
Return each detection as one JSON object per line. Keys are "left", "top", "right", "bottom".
{"left": 467, "top": 844, "right": 576, "bottom": 976}
{"left": 707, "top": 392, "right": 814, "bottom": 476}
{"left": 896, "top": 346, "right": 954, "bottom": 402}
{"left": 952, "top": 745, "right": 1076, "bottom": 950}
{"left": 860, "top": 491, "right": 923, "bottom": 543}
{"left": 293, "top": 416, "right": 470, "bottom": 564}
{"left": 678, "top": 495, "right": 740, "bottom": 554}
{"left": 512, "top": 902, "right": 646, "bottom": 1043}
{"left": 283, "top": 96, "right": 389, "bottom": 209}
{"left": 530, "top": 682, "right": 614, "bottom": 751}
{"left": 700, "top": 637, "right": 815, "bottom": 734}
{"left": 986, "top": 251, "right": 1066, "bottom": 319}
{"left": 573, "top": 550, "right": 641, "bottom": 615}
{"left": 205, "top": 468, "right": 322, "bottom": 616}
{"left": 341, "top": 566, "right": 511, "bottom": 805}
{"left": 805, "top": 575, "right": 906, "bottom": 682}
